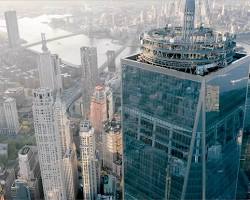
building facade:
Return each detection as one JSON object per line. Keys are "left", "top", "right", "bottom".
{"left": 33, "top": 88, "right": 66, "bottom": 200}
{"left": 0, "top": 97, "right": 20, "bottom": 135}
{"left": 4, "top": 10, "right": 20, "bottom": 47}
{"left": 37, "top": 34, "right": 62, "bottom": 93}
{"left": 79, "top": 121, "right": 97, "bottom": 200}
{"left": 80, "top": 47, "right": 98, "bottom": 119}
{"left": 103, "top": 119, "right": 122, "bottom": 175}
{"left": 121, "top": 0, "right": 250, "bottom": 199}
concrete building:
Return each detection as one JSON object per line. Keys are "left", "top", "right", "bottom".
{"left": 79, "top": 121, "right": 97, "bottom": 200}
{"left": 90, "top": 85, "right": 108, "bottom": 161}
{"left": 33, "top": 88, "right": 77, "bottom": 200}
{"left": 4, "top": 87, "right": 25, "bottom": 108}
{"left": 80, "top": 47, "right": 98, "bottom": 119}
{"left": 18, "top": 146, "right": 40, "bottom": 181}
{"left": 103, "top": 120, "right": 122, "bottom": 175}
{"left": 106, "top": 51, "right": 116, "bottom": 73}
{"left": 37, "top": 34, "right": 62, "bottom": 93}
{"left": 54, "top": 96, "right": 77, "bottom": 200}
{"left": 4, "top": 10, "right": 20, "bottom": 48}
{"left": 32, "top": 88, "right": 66, "bottom": 200}
{"left": 0, "top": 97, "right": 20, "bottom": 135}
{"left": 121, "top": 0, "right": 250, "bottom": 199}
{"left": 16, "top": 145, "right": 42, "bottom": 200}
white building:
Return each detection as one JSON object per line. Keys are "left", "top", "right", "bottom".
{"left": 54, "top": 96, "right": 77, "bottom": 200}
{"left": 37, "top": 34, "right": 62, "bottom": 93}
{"left": 16, "top": 145, "right": 42, "bottom": 199}
{"left": 32, "top": 88, "right": 66, "bottom": 200}
{"left": 2, "top": 97, "right": 20, "bottom": 134}
{"left": 79, "top": 121, "right": 97, "bottom": 200}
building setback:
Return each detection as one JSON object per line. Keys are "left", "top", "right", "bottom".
{"left": 33, "top": 88, "right": 77, "bottom": 200}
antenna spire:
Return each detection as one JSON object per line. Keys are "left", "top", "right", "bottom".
{"left": 182, "top": 0, "right": 195, "bottom": 41}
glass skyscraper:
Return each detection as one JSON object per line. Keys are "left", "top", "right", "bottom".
{"left": 121, "top": 0, "right": 250, "bottom": 199}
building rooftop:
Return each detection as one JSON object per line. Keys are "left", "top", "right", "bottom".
{"left": 130, "top": 0, "right": 247, "bottom": 76}
{"left": 136, "top": 25, "right": 243, "bottom": 76}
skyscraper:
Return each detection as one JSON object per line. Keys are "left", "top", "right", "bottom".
{"left": 37, "top": 34, "right": 62, "bottom": 93}
{"left": 12, "top": 146, "right": 42, "bottom": 200}
{"left": 79, "top": 121, "right": 97, "bottom": 200}
{"left": 33, "top": 88, "right": 76, "bottom": 200}
{"left": 3, "top": 97, "right": 19, "bottom": 134}
{"left": 80, "top": 47, "right": 98, "bottom": 119}
{"left": 103, "top": 119, "right": 122, "bottom": 176}
{"left": 33, "top": 88, "right": 66, "bottom": 200}
{"left": 107, "top": 50, "right": 116, "bottom": 73}
{"left": 54, "top": 96, "right": 77, "bottom": 200}
{"left": 90, "top": 85, "right": 108, "bottom": 161}
{"left": 4, "top": 10, "right": 20, "bottom": 48}
{"left": 121, "top": 0, "right": 250, "bottom": 199}
{"left": 90, "top": 85, "right": 107, "bottom": 134}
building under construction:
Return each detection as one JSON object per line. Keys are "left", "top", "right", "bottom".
{"left": 122, "top": 0, "right": 250, "bottom": 199}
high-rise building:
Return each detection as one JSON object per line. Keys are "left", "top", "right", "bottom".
{"left": 90, "top": 85, "right": 107, "bottom": 133}
{"left": 18, "top": 146, "right": 40, "bottom": 181}
{"left": 103, "top": 119, "right": 122, "bottom": 177}
{"left": 2, "top": 97, "right": 19, "bottom": 135}
{"left": 33, "top": 88, "right": 66, "bottom": 200}
{"left": 33, "top": 88, "right": 77, "bottom": 200}
{"left": 37, "top": 34, "right": 62, "bottom": 93}
{"left": 121, "top": 0, "right": 250, "bottom": 199}
{"left": 105, "top": 87, "right": 114, "bottom": 120}
{"left": 79, "top": 121, "right": 97, "bottom": 200}
{"left": 90, "top": 85, "right": 108, "bottom": 160}
{"left": 54, "top": 96, "right": 77, "bottom": 200}
{"left": 106, "top": 50, "right": 116, "bottom": 73}
{"left": 15, "top": 145, "right": 42, "bottom": 200}
{"left": 80, "top": 47, "right": 98, "bottom": 119}
{"left": 4, "top": 10, "right": 20, "bottom": 48}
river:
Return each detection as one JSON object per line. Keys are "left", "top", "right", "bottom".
{"left": 0, "top": 14, "right": 138, "bottom": 66}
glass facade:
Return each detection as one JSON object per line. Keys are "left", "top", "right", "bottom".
{"left": 121, "top": 56, "right": 250, "bottom": 200}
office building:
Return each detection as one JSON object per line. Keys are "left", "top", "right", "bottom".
{"left": 37, "top": 34, "right": 62, "bottom": 93}
{"left": 90, "top": 85, "right": 108, "bottom": 133}
{"left": 121, "top": 0, "right": 250, "bottom": 199}
{"left": 80, "top": 47, "right": 98, "bottom": 119}
{"left": 33, "top": 88, "right": 66, "bottom": 200}
{"left": 15, "top": 145, "right": 42, "bottom": 200}
{"left": 103, "top": 119, "right": 122, "bottom": 175}
{"left": 79, "top": 121, "right": 97, "bottom": 200}
{"left": 107, "top": 51, "right": 116, "bottom": 73}
{"left": 90, "top": 85, "right": 108, "bottom": 161}
{"left": 18, "top": 146, "right": 40, "bottom": 180}
{"left": 0, "top": 97, "right": 20, "bottom": 135}
{"left": 4, "top": 10, "right": 20, "bottom": 48}
{"left": 54, "top": 96, "right": 77, "bottom": 200}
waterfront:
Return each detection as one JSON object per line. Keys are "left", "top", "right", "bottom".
{"left": 0, "top": 14, "right": 137, "bottom": 66}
